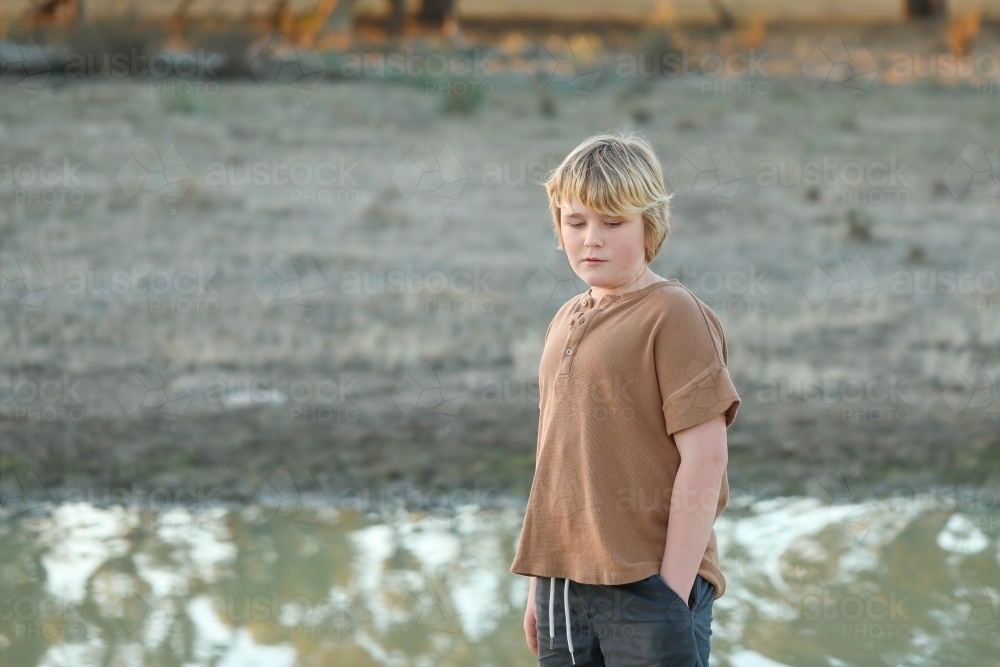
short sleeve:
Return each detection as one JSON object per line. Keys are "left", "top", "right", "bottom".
{"left": 654, "top": 289, "right": 741, "bottom": 436}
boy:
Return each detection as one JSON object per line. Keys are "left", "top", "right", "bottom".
{"left": 510, "top": 132, "right": 741, "bottom": 667}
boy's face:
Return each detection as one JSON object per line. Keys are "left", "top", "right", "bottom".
{"left": 560, "top": 196, "right": 647, "bottom": 288}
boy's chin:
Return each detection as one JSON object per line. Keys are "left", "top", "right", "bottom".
{"left": 577, "top": 266, "right": 623, "bottom": 287}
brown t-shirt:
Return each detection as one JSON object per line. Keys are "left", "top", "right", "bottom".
{"left": 509, "top": 278, "right": 741, "bottom": 600}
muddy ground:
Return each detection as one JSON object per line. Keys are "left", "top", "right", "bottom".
{"left": 2, "top": 24, "right": 1000, "bottom": 507}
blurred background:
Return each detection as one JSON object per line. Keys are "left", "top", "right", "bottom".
{"left": 1, "top": 0, "right": 999, "bottom": 665}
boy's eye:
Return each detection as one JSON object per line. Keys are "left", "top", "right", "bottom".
{"left": 566, "top": 220, "right": 620, "bottom": 228}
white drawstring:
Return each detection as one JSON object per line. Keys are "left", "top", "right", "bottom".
{"left": 564, "top": 578, "right": 576, "bottom": 664}
{"left": 548, "top": 577, "right": 555, "bottom": 649}
{"left": 547, "top": 577, "right": 576, "bottom": 663}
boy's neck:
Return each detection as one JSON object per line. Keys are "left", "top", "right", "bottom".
{"left": 587, "top": 266, "right": 666, "bottom": 304}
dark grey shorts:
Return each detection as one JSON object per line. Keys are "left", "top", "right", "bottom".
{"left": 535, "top": 573, "right": 714, "bottom": 667}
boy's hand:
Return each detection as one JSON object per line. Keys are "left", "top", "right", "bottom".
{"left": 659, "top": 569, "right": 694, "bottom": 609}
{"left": 524, "top": 577, "right": 539, "bottom": 656}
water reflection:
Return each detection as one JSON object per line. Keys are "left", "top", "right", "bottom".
{"left": 1, "top": 489, "right": 998, "bottom": 666}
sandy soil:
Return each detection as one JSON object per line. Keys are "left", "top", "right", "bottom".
{"left": 2, "top": 24, "right": 999, "bottom": 504}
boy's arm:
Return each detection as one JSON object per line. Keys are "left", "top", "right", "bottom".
{"left": 659, "top": 413, "right": 728, "bottom": 606}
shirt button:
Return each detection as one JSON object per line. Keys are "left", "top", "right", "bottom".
{"left": 565, "top": 348, "right": 573, "bottom": 355}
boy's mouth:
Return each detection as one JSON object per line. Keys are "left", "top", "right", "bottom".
{"left": 582, "top": 258, "right": 605, "bottom": 264}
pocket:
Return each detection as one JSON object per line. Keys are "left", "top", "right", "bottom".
{"left": 651, "top": 574, "right": 694, "bottom": 614}
{"left": 646, "top": 575, "right": 701, "bottom": 664}
{"left": 700, "top": 577, "right": 715, "bottom": 606}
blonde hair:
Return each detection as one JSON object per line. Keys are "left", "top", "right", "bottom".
{"left": 544, "top": 131, "right": 672, "bottom": 264}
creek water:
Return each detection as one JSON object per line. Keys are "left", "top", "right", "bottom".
{"left": 1, "top": 489, "right": 998, "bottom": 666}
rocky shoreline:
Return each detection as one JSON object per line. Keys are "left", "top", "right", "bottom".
{"left": 4, "top": 381, "right": 998, "bottom": 508}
